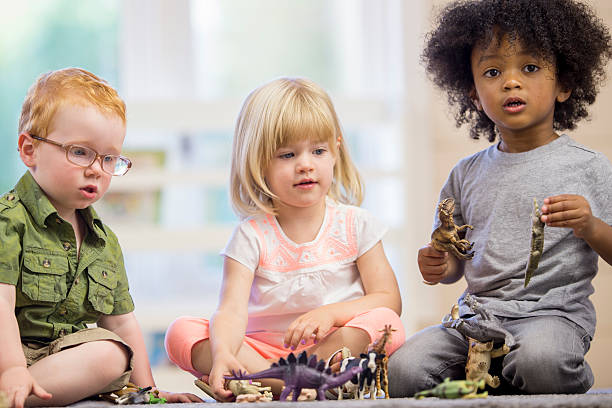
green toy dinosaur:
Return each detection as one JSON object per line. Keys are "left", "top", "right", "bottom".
{"left": 414, "top": 378, "right": 487, "bottom": 399}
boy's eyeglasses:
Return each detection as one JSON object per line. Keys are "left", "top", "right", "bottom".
{"left": 30, "top": 134, "right": 132, "bottom": 176}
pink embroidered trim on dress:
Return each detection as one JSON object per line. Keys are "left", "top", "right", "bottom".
{"left": 249, "top": 204, "right": 357, "bottom": 273}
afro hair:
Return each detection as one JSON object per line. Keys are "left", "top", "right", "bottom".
{"left": 422, "top": 0, "right": 612, "bottom": 141}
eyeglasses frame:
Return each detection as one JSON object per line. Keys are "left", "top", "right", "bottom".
{"left": 28, "top": 134, "right": 132, "bottom": 176}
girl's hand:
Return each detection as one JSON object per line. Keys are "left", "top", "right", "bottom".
{"left": 208, "top": 351, "right": 246, "bottom": 402}
{"left": 417, "top": 243, "right": 449, "bottom": 284}
{"left": 0, "top": 366, "right": 52, "bottom": 408}
{"left": 541, "top": 194, "right": 595, "bottom": 239}
{"left": 156, "top": 389, "right": 202, "bottom": 403}
{"left": 284, "top": 308, "right": 335, "bottom": 350}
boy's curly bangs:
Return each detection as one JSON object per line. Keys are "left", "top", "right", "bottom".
{"left": 422, "top": 0, "right": 612, "bottom": 142}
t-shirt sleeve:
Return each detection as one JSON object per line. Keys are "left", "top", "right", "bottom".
{"left": 355, "top": 207, "right": 388, "bottom": 257}
{"left": 435, "top": 162, "right": 466, "bottom": 229}
{"left": 0, "top": 211, "right": 22, "bottom": 285}
{"left": 589, "top": 153, "right": 612, "bottom": 226}
{"left": 221, "top": 221, "right": 260, "bottom": 272}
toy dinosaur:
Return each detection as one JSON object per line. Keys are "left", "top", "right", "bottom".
{"left": 525, "top": 198, "right": 545, "bottom": 287}
{"left": 414, "top": 378, "right": 487, "bottom": 399}
{"left": 443, "top": 295, "right": 512, "bottom": 390}
{"left": 431, "top": 197, "right": 475, "bottom": 261}
{"left": 100, "top": 383, "right": 166, "bottom": 405}
{"left": 225, "top": 351, "right": 363, "bottom": 401}
{"left": 229, "top": 380, "right": 273, "bottom": 403}
{"left": 115, "top": 385, "right": 166, "bottom": 405}
{"left": 368, "top": 325, "right": 396, "bottom": 398}
{"left": 443, "top": 294, "right": 516, "bottom": 347}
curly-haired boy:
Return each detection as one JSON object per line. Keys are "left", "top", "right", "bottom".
{"left": 389, "top": 0, "right": 612, "bottom": 396}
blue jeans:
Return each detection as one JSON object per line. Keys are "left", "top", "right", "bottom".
{"left": 387, "top": 315, "right": 593, "bottom": 397}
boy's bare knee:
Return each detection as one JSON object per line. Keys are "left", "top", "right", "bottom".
{"left": 83, "top": 340, "right": 130, "bottom": 378}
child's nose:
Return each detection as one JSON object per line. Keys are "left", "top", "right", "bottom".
{"left": 296, "top": 154, "right": 314, "bottom": 172}
{"left": 503, "top": 76, "right": 522, "bottom": 90}
{"left": 84, "top": 157, "right": 105, "bottom": 176}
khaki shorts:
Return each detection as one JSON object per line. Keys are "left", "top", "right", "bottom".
{"left": 22, "top": 327, "right": 134, "bottom": 394}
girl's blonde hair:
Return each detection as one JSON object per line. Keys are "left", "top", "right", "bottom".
{"left": 230, "top": 77, "right": 363, "bottom": 219}
{"left": 19, "top": 67, "right": 126, "bottom": 140}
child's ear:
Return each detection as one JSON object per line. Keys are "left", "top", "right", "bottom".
{"left": 556, "top": 88, "right": 572, "bottom": 103}
{"left": 18, "top": 133, "right": 37, "bottom": 168}
{"left": 469, "top": 89, "right": 483, "bottom": 111}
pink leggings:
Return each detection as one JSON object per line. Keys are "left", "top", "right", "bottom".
{"left": 164, "top": 307, "right": 406, "bottom": 377}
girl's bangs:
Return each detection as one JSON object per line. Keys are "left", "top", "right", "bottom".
{"left": 276, "top": 99, "right": 336, "bottom": 149}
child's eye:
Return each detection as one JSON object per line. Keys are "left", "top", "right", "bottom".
{"left": 279, "top": 152, "right": 294, "bottom": 159}
{"left": 313, "top": 148, "right": 326, "bottom": 155}
{"left": 72, "top": 147, "right": 89, "bottom": 156}
{"left": 523, "top": 64, "right": 539, "bottom": 73}
{"left": 484, "top": 68, "right": 500, "bottom": 78}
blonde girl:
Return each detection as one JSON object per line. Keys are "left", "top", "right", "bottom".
{"left": 165, "top": 78, "right": 405, "bottom": 400}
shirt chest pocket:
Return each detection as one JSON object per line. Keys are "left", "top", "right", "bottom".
{"left": 87, "top": 262, "right": 117, "bottom": 314}
{"left": 21, "top": 253, "right": 69, "bottom": 303}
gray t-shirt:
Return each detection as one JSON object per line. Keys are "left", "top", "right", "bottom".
{"left": 435, "top": 135, "right": 612, "bottom": 337}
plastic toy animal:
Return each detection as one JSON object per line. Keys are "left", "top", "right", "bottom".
{"left": 442, "top": 294, "right": 513, "bottom": 390}
{"left": 524, "top": 198, "right": 545, "bottom": 287}
{"left": 229, "top": 380, "right": 273, "bottom": 403}
{"left": 225, "top": 351, "right": 362, "bottom": 401}
{"left": 431, "top": 198, "right": 474, "bottom": 260}
{"left": 414, "top": 378, "right": 487, "bottom": 399}
{"left": 443, "top": 294, "right": 516, "bottom": 347}
{"left": 368, "top": 325, "right": 396, "bottom": 398}
{"left": 115, "top": 386, "right": 166, "bottom": 405}
{"left": 336, "top": 351, "right": 378, "bottom": 400}
{"left": 100, "top": 383, "right": 166, "bottom": 405}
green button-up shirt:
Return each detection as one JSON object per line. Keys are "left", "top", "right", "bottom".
{"left": 0, "top": 172, "right": 134, "bottom": 343}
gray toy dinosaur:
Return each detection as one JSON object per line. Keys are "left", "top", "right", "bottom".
{"left": 443, "top": 293, "right": 516, "bottom": 347}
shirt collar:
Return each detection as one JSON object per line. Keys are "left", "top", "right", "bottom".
{"left": 15, "top": 171, "right": 107, "bottom": 237}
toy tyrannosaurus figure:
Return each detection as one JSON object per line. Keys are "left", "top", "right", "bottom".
{"left": 225, "top": 351, "right": 362, "bottom": 401}
{"left": 431, "top": 198, "right": 475, "bottom": 260}
{"left": 414, "top": 378, "right": 487, "bottom": 399}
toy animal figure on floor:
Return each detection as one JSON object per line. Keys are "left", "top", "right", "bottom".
{"left": 431, "top": 198, "right": 475, "bottom": 260}
{"left": 335, "top": 351, "right": 378, "bottom": 400}
{"left": 229, "top": 380, "right": 273, "bottom": 403}
{"left": 225, "top": 351, "right": 362, "bottom": 401}
{"left": 443, "top": 294, "right": 514, "bottom": 390}
{"left": 414, "top": 378, "right": 487, "bottom": 399}
{"left": 368, "top": 324, "right": 396, "bottom": 398}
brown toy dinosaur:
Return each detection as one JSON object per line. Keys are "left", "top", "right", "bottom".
{"left": 431, "top": 198, "right": 475, "bottom": 260}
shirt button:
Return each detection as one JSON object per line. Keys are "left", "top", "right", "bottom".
{"left": 74, "top": 278, "right": 79, "bottom": 285}
{"left": 63, "top": 242, "right": 71, "bottom": 251}
{"left": 102, "top": 271, "right": 108, "bottom": 278}
{"left": 6, "top": 194, "right": 15, "bottom": 201}
{"left": 42, "top": 259, "right": 51, "bottom": 268}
